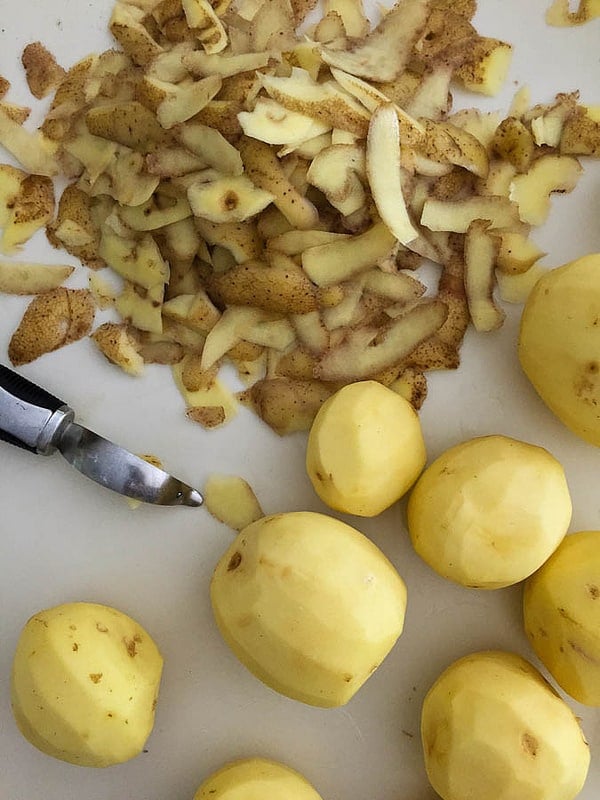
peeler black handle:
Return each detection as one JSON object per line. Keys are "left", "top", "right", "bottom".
{"left": 0, "top": 364, "right": 71, "bottom": 453}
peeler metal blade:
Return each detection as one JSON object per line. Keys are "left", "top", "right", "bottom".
{"left": 0, "top": 364, "right": 203, "bottom": 507}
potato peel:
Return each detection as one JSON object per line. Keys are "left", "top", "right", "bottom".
{"left": 8, "top": 288, "right": 95, "bottom": 366}
{"left": 366, "top": 104, "right": 418, "bottom": 245}
{"left": 546, "top": 0, "right": 600, "bottom": 26}
{"left": 319, "top": 0, "right": 429, "bottom": 82}
{"left": 0, "top": 261, "right": 74, "bottom": 295}
{"left": 203, "top": 473, "right": 264, "bottom": 531}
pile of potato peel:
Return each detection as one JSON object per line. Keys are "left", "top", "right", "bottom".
{"left": 0, "top": 0, "right": 599, "bottom": 434}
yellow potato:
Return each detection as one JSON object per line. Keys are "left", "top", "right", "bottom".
{"left": 518, "top": 253, "right": 600, "bottom": 446}
{"left": 421, "top": 651, "right": 590, "bottom": 800}
{"left": 306, "top": 381, "right": 426, "bottom": 516}
{"left": 193, "top": 757, "right": 324, "bottom": 799}
{"left": 524, "top": 530, "right": 600, "bottom": 706}
{"left": 11, "top": 602, "right": 163, "bottom": 767}
{"left": 210, "top": 511, "right": 407, "bottom": 707}
{"left": 407, "top": 435, "right": 571, "bottom": 589}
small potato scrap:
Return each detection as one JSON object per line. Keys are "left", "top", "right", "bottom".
{"left": 492, "top": 117, "right": 535, "bottom": 172}
{"left": 242, "top": 377, "right": 334, "bottom": 435}
{"left": 188, "top": 175, "right": 274, "bottom": 223}
{"left": 259, "top": 69, "right": 370, "bottom": 138}
{"left": 454, "top": 37, "right": 513, "bottom": 96}
{"left": 546, "top": 0, "right": 600, "bottom": 26}
{"left": 173, "top": 359, "right": 238, "bottom": 428}
{"left": 494, "top": 230, "right": 545, "bottom": 274}
{"left": 176, "top": 123, "right": 243, "bottom": 174}
{"left": 302, "top": 222, "right": 396, "bottom": 286}
{"left": 0, "top": 101, "right": 31, "bottom": 125}
{"left": 206, "top": 258, "right": 318, "bottom": 314}
{"left": 510, "top": 154, "right": 582, "bottom": 225}
{"left": 47, "top": 184, "right": 104, "bottom": 270}
{"left": 110, "top": 2, "right": 164, "bottom": 67}
{"left": 0, "top": 108, "right": 58, "bottom": 177}
{"left": 0, "top": 261, "right": 74, "bottom": 295}
{"left": 154, "top": 75, "right": 223, "bottom": 129}
{"left": 162, "top": 290, "right": 220, "bottom": 333}
{"left": 319, "top": 0, "right": 429, "bottom": 82}
{"left": 496, "top": 263, "right": 545, "bottom": 305}
{"left": 239, "top": 137, "right": 319, "bottom": 229}
{"left": 99, "top": 229, "right": 169, "bottom": 288}
{"left": 1, "top": 174, "right": 55, "bottom": 255}
{"left": 315, "top": 300, "right": 448, "bottom": 381}
{"left": 203, "top": 473, "right": 264, "bottom": 530}
{"left": 306, "top": 143, "right": 366, "bottom": 216}
{"left": 115, "top": 280, "right": 164, "bottom": 334}
{"left": 92, "top": 321, "right": 144, "bottom": 376}
{"left": 560, "top": 105, "right": 600, "bottom": 156}
{"left": 85, "top": 102, "right": 169, "bottom": 152}
{"left": 239, "top": 97, "right": 330, "bottom": 146}
{"left": 420, "top": 196, "right": 521, "bottom": 233}
{"left": 0, "top": 165, "right": 27, "bottom": 225}
{"left": 8, "top": 288, "right": 95, "bottom": 366}
{"left": 389, "top": 366, "right": 427, "bottom": 409}
{"left": 367, "top": 104, "right": 417, "bottom": 244}
{"left": 464, "top": 219, "right": 505, "bottom": 332}
{"left": 181, "top": 0, "right": 228, "bottom": 55}
{"left": 183, "top": 50, "right": 271, "bottom": 78}
{"left": 21, "top": 42, "right": 65, "bottom": 99}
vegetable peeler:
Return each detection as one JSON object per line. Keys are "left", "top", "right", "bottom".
{"left": 0, "top": 364, "right": 203, "bottom": 507}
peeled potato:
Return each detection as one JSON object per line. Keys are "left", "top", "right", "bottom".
{"left": 306, "top": 380, "right": 426, "bottom": 516}
{"left": 407, "top": 435, "right": 572, "bottom": 589}
{"left": 193, "top": 757, "right": 324, "bottom": 800}
{"left": 524, "top": 530, "right": 600, "bottom": 706}
{"left": 210, "top": 511, "right": 407, "bottom": 707}
{"left": 421, "top": 650, "right": 590, "bottom": 800}
{"left": 11, "top": 602, "right": 163, "bottom": 767}
{"left": 518, "top": 253, "right": 600, "bottom": 447}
